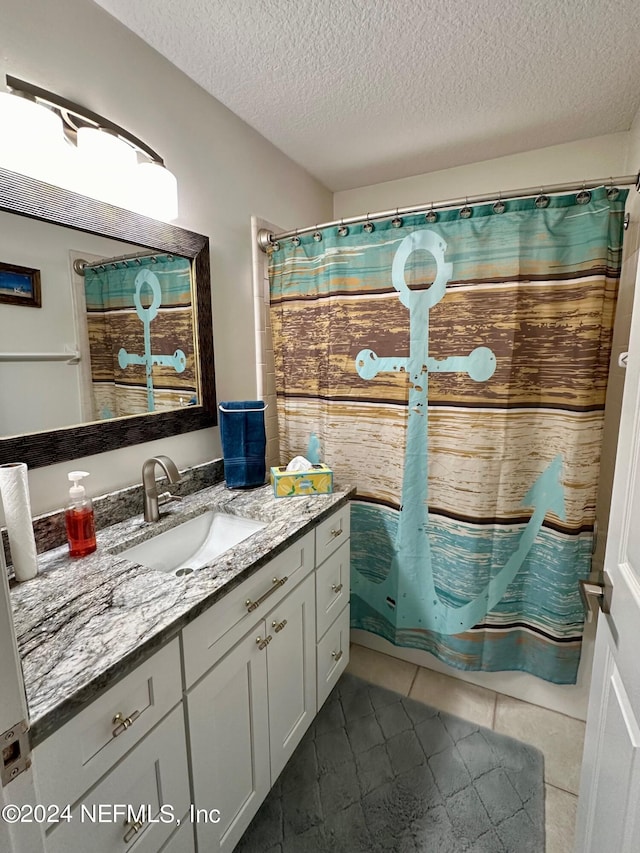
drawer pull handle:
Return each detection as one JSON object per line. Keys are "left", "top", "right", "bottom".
{"left": 331, "top": 583, "right": 343, "bottom": 594}
{"left": 245, "top": 576, "right": 288, "bottom": 613}
{"left": 256, "top": 634, "right": 273, "bottom": 650}
{"left": 112, "top": 709, "right": 141, "bottom": 738}
{"left": 123, "top": 819, "right": 146, "bottom": 843}
{"left": 332, "top": 649, "right": 343, "bottom": 662}
{"left": 330, "top": 528, "right": 343, "bottom": 538}
{"left": 271, "top": 619, "right": 288, "bottom": 633}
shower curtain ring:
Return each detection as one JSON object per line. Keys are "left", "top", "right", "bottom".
{"left": 392, "top": 208, "right": 403, "bottom": 228}
{"left": 291, "top": 229, "right": 301, "bottom": 247}
{"left": 534, "top": 188, "right": 550, "bottom": 209}
{"left": 606, "top": 178, "right": 620, "bottom": 201}
{"left": 576, "top": 183, "right": 591, "bottom": 205}
{"left": 313, "top": 225, "right": 323, "bottom": 242}
{"left": 460, "top": 197, "right": 472, "bottom": 219}
{"left": 493, "top": 193, "right": 506, "bottom": 215}
{"left": 426, "top": 204, "right": 438, "bottom": 223}
{"left": 337, "top": 219, "right": 349, "bottom": 237}
{"left": 363, "top": 214, "right": 375, "bottom": 233}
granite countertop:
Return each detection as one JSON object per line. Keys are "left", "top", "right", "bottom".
{"left": 9, "top": 481, "right": 354, "bottom": 746}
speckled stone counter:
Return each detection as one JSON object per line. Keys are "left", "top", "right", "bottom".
{"left": 9, "top": 481, "right": 354, "bottom": 746}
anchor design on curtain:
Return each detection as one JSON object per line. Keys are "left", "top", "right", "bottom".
{"left": 351, "top": 230, "right": 566, "bottom": 634}
{"left": 117, "top": 268, "right": 186, "bottom": 412}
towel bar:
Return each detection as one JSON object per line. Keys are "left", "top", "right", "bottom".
{"left": 218, "top": 403, "right": 269, "bottom": 413}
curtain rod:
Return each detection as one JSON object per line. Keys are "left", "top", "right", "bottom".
{"left": 73, "top": 250, "right": 176, "bottom": 276}
{"left": 257, "top": 172, "right": 640, "bottom": 251}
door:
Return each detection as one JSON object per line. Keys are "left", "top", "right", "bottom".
{"left": 266, "top": 572, "right": 316, "bottom": 783}
{"left": 187, "top": 623, "right": 270, "bottom": 853}
{"left": 574, "top": 264, "right": 640, "bottom": 852}
{"left": 0, "top": 544, "right": 45, "bottom": 853}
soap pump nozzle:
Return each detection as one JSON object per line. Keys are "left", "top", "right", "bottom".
{"left": 68, "top": 470, "right": 90, "bottom": 504}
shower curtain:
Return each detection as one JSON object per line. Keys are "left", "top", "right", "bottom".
{"left": 269, "top": 186, "right": 627, "bottom": 684}
{"left": 84, "top": 253, "right": 197, "bottom": 419}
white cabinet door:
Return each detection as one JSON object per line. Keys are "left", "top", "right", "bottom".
{"left": 265, "top": 572, "right": 316, "bottom": 784}
{"left": 187, "top": 625, "right": 270, "bottom": 853}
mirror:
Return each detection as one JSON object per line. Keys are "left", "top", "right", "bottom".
{"left": 0, "top": 166, "right": 216, "bottom": 470}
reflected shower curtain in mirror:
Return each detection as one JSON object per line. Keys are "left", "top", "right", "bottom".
{"left": 84, "top": 253, "right": 197, "bottom": 420}
{"left": 269, "top": 187, "right": 627, "bottom": 684}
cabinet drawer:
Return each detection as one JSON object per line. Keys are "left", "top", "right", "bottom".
{"left": 315, "top": 504, "right": 350, "bottom": 566}
{"left": 183, "top": 530, "right": 314, "bottom": 688}
{"left": 158, "top": 818, "right": 195, "bottom": 853}
{"left": 37, "top": 639, "right": 182, "bottom": 809}
{"left": 44, "top": 704, "right": 190, "bottom": 853}
{"left": 315, "top": 540, "right": 350, "bottom": 640}
{"left": 316, "top": 604, "right": 350, "bottom": 709}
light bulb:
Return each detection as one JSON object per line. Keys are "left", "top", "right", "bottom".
{"left": 132, "top": 161, "right": 178, "bottom": 222}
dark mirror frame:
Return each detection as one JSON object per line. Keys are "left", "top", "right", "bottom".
{"left": 0, "top": 166, "right": 216, "bottom": 469}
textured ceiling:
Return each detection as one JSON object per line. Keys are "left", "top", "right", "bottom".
{"left": 93, "top": 0, "right": 640, "bottom": 191}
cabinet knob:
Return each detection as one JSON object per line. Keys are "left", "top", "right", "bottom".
{"left": 331, "top": 583, "right": 343, "bottom": 594}
{"left": 256, "top": 635, "right": 273, "bottom": 651}
{"left": 112, "top": 709, "right": 141, "bottom": 738}
{"left": 331, "top": 649, "right": 343, "bottom": 662}
{"left": 245, "top": 576, "right": 288, "bottom": 612}
{"left": 330, "top": 527, "right": 343, "bottom": 538}
{"left": 271, "top": 619, "right": 288, "bottom": 633}
{"left": 123, "top": 818, "right": 146, "bottom": 843}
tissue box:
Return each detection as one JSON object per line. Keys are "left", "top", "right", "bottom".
{"left": 270, "top": 463, "right": 333, "bottom": 498}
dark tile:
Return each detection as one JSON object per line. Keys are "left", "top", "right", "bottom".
{"left": 319, "top": 761, "right": 360, "bottom": 815}
{"left": 347, "top": 713, "right": 386, "bottom": 754}
{"left": 315, "top": 728, "right": 353, "bottom": 775}
{"left": 355, "top": 743, "right": 395, "bottom": 796}
{"left": 376, "top": 701, "right": 412, "bottom": 739}
{"left": 386, "top": 729, "right": 425, "bottom": 776}
{"left": 474, "top": 768, "right": 523, "bottom": 824}
{"left": 415, "top": 715, "right": 454, "bottom": 757}
{"left": 429, "top": 745, "right": 473, "bottom": 798}
{"left": 337, "top": 673, "right": 361, "bottom": 696}
{"left": 445, "top": 784, "right": 493, "bottom": 842}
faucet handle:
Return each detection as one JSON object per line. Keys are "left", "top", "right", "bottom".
{"left": 157, "top": 491, "right": 182, "bottom": 507}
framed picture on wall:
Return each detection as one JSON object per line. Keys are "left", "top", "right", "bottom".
{"left": 0, "top": 261, "right": 41, "bottom": 307}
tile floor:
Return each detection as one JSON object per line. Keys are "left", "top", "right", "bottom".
{"left": 347, "top": 643, "right": 584, "bottom": 853}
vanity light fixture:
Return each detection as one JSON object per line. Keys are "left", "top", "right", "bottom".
{"left": 0, "top": 75, "right": 178, "bottom": 221}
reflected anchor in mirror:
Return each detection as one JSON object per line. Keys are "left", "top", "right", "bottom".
{"left": 117, "top": 268, "right": 186, "bottom": 412}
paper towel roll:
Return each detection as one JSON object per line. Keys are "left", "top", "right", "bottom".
{"left": 0, "top": 462, "right": 38, "bottom": 582}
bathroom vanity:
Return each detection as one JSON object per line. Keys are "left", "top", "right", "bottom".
{"left": 7, "top": 480, "right": 353, "bottom": 852}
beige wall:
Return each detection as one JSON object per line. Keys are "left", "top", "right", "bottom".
{"left": 334, "top": 132, "right": 629, "bottom": 218}
{"left": 0, "top": 0, "right": 332, "bottom": 515}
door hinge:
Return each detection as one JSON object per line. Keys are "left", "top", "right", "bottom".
{"left": 1, "top": 720, "right": 30, "bottom": 787}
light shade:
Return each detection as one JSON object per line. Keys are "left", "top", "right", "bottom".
{"left": 76, "top": 126, "right": 138, "bottom": 209}
{"left": 132, "top": 161, "right": 179, "bottom": 222}
{"left": 0, "top": 93, "right": 69, "bottom": 185}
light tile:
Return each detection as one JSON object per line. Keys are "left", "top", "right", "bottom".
{"left": 545, "top": 784, "right": 578, "bottom": 853}
{"left": 409, "top": 667, "right": 497, "bottom": 729}
{"left": 346, "top": 643, "right": 417, "bottom": 696}
{"left": 494, "top": 696, "right": 585, "bottom": 794}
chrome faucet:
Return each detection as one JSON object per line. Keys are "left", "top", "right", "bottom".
{"left": 142, "top": 455, "right": 182, "bottom": 522}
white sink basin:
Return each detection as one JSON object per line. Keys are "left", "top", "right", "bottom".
{"left": 119, "top": 510, "right": 267, "bottom": 575}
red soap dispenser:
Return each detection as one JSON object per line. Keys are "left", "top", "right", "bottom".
{"left": 65, "top": 471, "right": 97, "bottom": 557}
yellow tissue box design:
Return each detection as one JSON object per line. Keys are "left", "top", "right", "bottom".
{"left": 270, "top": 464, "right": 333, "bottom": 498}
